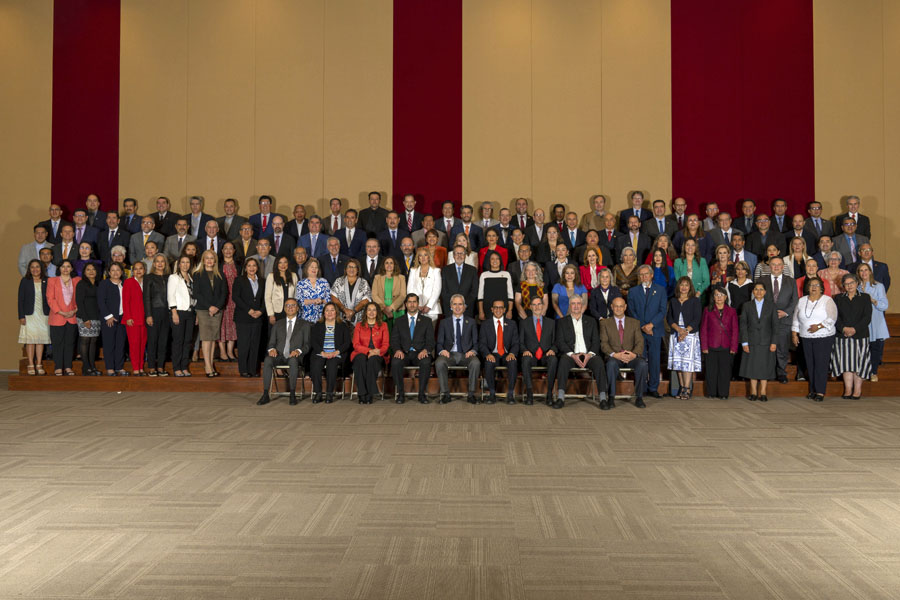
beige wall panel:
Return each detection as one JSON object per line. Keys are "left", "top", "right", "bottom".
{"left": 462, "top": 0, "right": 533, "bottom": 210}
{"left": 884, "top": 0, "right": 900, "bottom": 309}
{"left": 0, "top": 0, "right": 53, "bottom": 369}
{"left": 185, "top": 0, "right": 255, "bottom": 214}
{"left": 600, "top": 0, "right": 671, "bottom": 214}
{"left": 254, "top": 0, "right": 325, "bottom": 217}
{"left": 531, "top": 0, "right": 603, "bottom": 215}
{"left": 119, "top": 0, "right": 188, "bottom": 211}
{"left": 322, "top": 0, "right": 392, "bottom": 215}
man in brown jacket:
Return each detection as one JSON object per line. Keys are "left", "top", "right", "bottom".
{"left": 599, "top": 297, "right": 649, "bottom": 408}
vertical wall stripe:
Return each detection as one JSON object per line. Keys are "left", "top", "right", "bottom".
{"left": 51, "top": 0, "right": 120, "bottom": 214}
{"left": 671, "top": 0, "right": 814, "bottom": 216}
{"left": 392, "top": 0, "right": 462, "bottom": 214}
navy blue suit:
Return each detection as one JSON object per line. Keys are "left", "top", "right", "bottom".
{"left": 248, "top": 212, "right": 285, "bottom": 239}
{"left": 97, "top": 279, "right": 127, "bottom": 372}
{"left": 479, "top": 317, "right": 519, "bottom": 398}
{"left": 377, "top": 228, "right": 404, "bottom": 258}
{"left": 335, "top": 227, "right": 366, "bottom": 259}
{"left": 626, "top": 282, "right": 666, "bottom": 393}
{"left": 449, "top": 221, "right": 484, "bottom": 251}
{"left": 121, "top": 213, "right": 143, "bottom": 235}
{"left": 560, "top": 228, "right": 587, "bottom": 251}
{"left": 618, "top": 208, "right": 652, "bottom": 234}
{"left": 97, "top": 228, "right": 132, "bottom": 266}
{"left": 74, "top": 225, "right": 100, "bottom": 250}
{"left": 299, "top": 232, "right": 329, "bottom": 258}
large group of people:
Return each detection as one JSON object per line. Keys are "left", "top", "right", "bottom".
{"left": 17, "top": 191, "right": 891, "bottom": 407}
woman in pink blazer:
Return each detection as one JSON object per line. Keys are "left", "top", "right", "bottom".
{"left": 46, "top": 259, "right": 81, "bottom": 375}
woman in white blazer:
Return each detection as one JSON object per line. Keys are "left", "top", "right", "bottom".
{"left": 167, "top": 255, "right": 195, "bottom": 376}
{"left": 406, "top": 248, "right": 442, "bottom": 321}
{"left": 264, "top": 256, "right": 299, "bottom": 323}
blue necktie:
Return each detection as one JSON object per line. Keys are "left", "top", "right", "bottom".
{"left": 658, "top": 220, "right": 664, "bottom": 234}
{"left": 409, "top": 317, "right": 416, "bottom": 351}
{"left": 455, "top": 318, "right": 462, "bottom": 352}
{"left": 570, "top": 231, "right": 576, "bottom": 246}
{"left": 457, "top": 265, "right": 462, "bottom": 283}
{"left": 391, "top": 230, "right": 396, "bottom": 244}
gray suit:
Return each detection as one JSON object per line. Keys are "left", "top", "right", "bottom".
{"left": 129, "top": 231, "right": 165, "bottom": 263}
{"left": 262, "top": 317, "right": 311, "bottom": 393}
{"left": 832, "top": 233, "right": 869, "bottom": 266}
{"left": 163, "top": 234, "right": 196, "bottom": 262}
{"left": 249, "top": 254, "right": 276, "bottom": 278}
{"left": 761, "top": 274, "right": 798, "bottom": 379}
{"left": 18, "top": 241, "right": 52, "bottom": 276}
{"left": 216, "top": 214, "right": 248, "bottom": 241}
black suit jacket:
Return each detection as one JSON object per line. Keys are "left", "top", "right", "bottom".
{"left": 588, "top": 286, "right": 623, "bottom": 320}
{"left": 544, "top": 259, "right": 576, "bottom": 290}
{"left": 784, "top": 229, "right": 818, "bottom": 257}
{"left": 267, "top": 317, "right": 311, "bottom": 357}
{"left": 358, "top": 206, "right": 390, "bottom": 237}
{"left": 834, "top": 212, "right": 871, "bottom": 239}
{"left": 848, "top": 260, "right": 891, "bottom": 292}
{"left": 436, "top": 314, "right": 478, "bottom": 354}
{"left": 377, "top": 228, "right": 404, "bottom": 258}
{"left": 519, "top": 315, "right": 556, "bottom": 355}
{"left": 263, "top": 232, "right": 296, "bottom": 259}
{"left": 197, "top": 235, "right": 228, "bottom": 259}
{"left": 152, "top": 211, "right": 181, "bottom": 237}
{"left": 746, "top": 230, "right": 786, "bottom": 258}
{"left": 310, "top": 321, "right": 352, "bottom": 356}
{"left": 478, "top": 317, "right": 519, "bottom": 357}
{"left": 618, "top": 208, "right": 652, "bottom": 233}
{"left": 771, "top": 214, "right": 792, "bottom": 235}
{"left": 231, "top": 276, "right": 266, "bottom": 323}
{"left": 760, "top": 274, "right": 798, "bottom": 326}
{"left": 560, "top": 228, "right": 587, "bottom": 251}
{"left": 440, "top": 263, "right": 478, "bottom": 317}
{"left": 360, "top": 255, "right": 384, "bottom": 287}
{"left": 491, "top": 225, "right": 516, "bottom": 248}
{"left": 284, "top": 219, "right": 309, "bottom": 242}
{"left": 614, "top": 232, "right": 651, "bottom": 264}
{"left": 555, "top": 315, "right": 601, "bottom": 355}
{"left": 734, "top": 215, "right": 758, "bottom": 235}
{"left": 525, "top": 224, "right": 547, "bottom": 248}
{"left": 399, "top": 211, "right": 425, "bottom": 235}
{"left": 37, "top": 219, "right": 73, "bottom": 244}
{"left": 390, "top": 313, "right": 436, "bottom": 354}
{"left": 597, "top": 230, "right": 620, "bottom": 263}
{"left": 97, "top": 228, "right": 132, "bottom": 265}
{"left": 641, "top": 217, "right": 678, "bottom": 240}
{"left": 321, "top": 254, "right": 350, "bottom": 286}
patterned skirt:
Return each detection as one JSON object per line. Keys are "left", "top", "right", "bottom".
{"left": 831, "top": 337, "right": 872, "bottom": 379}
{"left": 668, "top": 332, "right": 702, "bottom": 372}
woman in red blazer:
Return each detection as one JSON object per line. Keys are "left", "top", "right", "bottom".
{"left": 122, "top": 261, "right": 148, "bottom": 375}
{"left": 46, "top": 259, "right": 81, "bottom": 375}
{"left": 477, "top": 229, "right": 509, "bottom": 273}
{"left": 351, "top": 302, "right": 390, "bottom": 404}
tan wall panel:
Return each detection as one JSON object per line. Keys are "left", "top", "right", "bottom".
{"left": 185, "top": 0, "right": 255, "bottom": 214}
{"left": 884, "top": 0, "right": 900, "bottom": 306}
{"left": 0, "top": 0, "right": 53, "bottom": 369}
{"left": 531, "top": 0, "right": 603, "bottom": 214}
{"left": 462, "top": 0, "right": 533, "bottom": 209}
{"left": 254, "top": 0, "right": 325, "bottom": 216}
{"left": 322, "top": 0, "right": 392, "bottom": 214}
{"left": 601, "top": 0, "right": 671, "bottom": 214}
{"left": 119, "top": 0, "right": 188, "bottom": 211}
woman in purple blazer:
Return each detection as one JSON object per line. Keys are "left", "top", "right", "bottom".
{"left": 700, "top": 286, "right": 739, "bottom": 399}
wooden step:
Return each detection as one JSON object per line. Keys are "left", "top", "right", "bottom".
{"left": 886, "top": 313, "right": 900, "bottom": 331}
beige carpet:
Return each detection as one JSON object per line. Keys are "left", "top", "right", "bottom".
{"left": 2, "top": 377, "right": 900, "bottom": 599}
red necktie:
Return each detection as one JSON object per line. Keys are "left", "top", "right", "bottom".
{"left": 497, "top": 321, "right": 504, "bottom": 355}
{"left": 607, "top": 231, "right": 612, "bottom": 242}
{"left": 535, "top": 319, "right": 543, "bottom": 360}
{"left": 262, "top": 214, "right": 268, "bottom": 232}
{"left": 618, "top": 319, "right": 624, "bottom": 344}
{"left": 520, "top": 216, "right": 526, "bottom": 229}
{"left": 407, "top": 213, "right": 413, "bottom": 231}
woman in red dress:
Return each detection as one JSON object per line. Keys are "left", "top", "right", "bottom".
{"left": 122, "top": 261, "right": 148, "bottom": 375}
{"left": 218, "top": 241, "right": 239, "bottom": 361}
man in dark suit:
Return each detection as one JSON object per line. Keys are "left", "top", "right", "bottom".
{"left": 600, "top": 297, "right": 648, "bottom": 408}
{"left": 491, "top": 208, "right": 515, "bottom": 247}
{"left": 197, "top": 220, "right": 227, "bottom": 259}
{"left": 706, "top": 212, "right": 736, "bottom": 251}
{"left": 525, "top": 208, "right": 547, "bottom": 248}
{"left": 435, "top": 201, "right": 459, "bottom": 248}
{"left": 615, "top": 215, "right": 652, "bottom": 264}
{"left": 151, "top": 196, "right": 181, "bottom": 237}
{"left": 803, "top": 201, "right": 834, "bottom": 242}
{"left": 321, "top": 237, "right": 349, "bottom": 286}
{"left": 760, "top": 257, "right": 798, "bottom": 384}
{"left": 618, "top": 190, "right": 651, "bottom": 233}
{"left": 85, "top": 193, "right": 108, "bottom": 231}
{"left": 216, "top": 198, "right": 249, "bottom": 241}
{"left": 834, "top": 195, "right": 871, "bottom": 239}
{"left": 588, "top": 280, "right": 622, "bottom": 320}
{"left": 396, "top": 237, "right": 417, "bottom": 279}
{"left": 358, "top": 191, "right": 390, "bottom": 238}
{"left": 506, "top": 244, "right": 533, "bottom": 289}
{"left": 263, "top": 215, "right": 296, "bottom": 259}
{"left": 435, "top": 294, "right": 481, "bottom": 404}
{"left": 784, "top": 214, "right": 817, "bottom": 256}
{"left": 554, "top": 295, "right": 608, "bottom": 409}
{"left": 512, "top": 197, "right": 532, "bottom": 232}
{"left": 668, "top": 197, "right": 688, "bottom": 231}
{"left": 334, "top": 209, "right": 366, "bottom": 259}
{"left": 561, "top": 212, "right": 587, "bottom": 251}
{"left": 257, "top": 299, "right": 310, "bottom": 406}
{"left": 322, "top": 197, "right": 344, "bottom": 235}
{"left": 479, "top": 299, "right": 519, "bottom": 405}
{"left": 360, "top": 239, "right": 384, "bottom": 287}
{"left": 129, "top": 216, "right": 166, "bottom": 264}
{"left": 233, "top": 222, "right": 258, "bottom": 264}
{"left": 450, "top": 205, "right": 484, "bottom": 251}
{"left": 390, "top": 294, "right": 435, "bottom": 404}
{"left": 551, "top": 203, "right": 567, "bottom": 234}
{"left": 51, "top": 225, "right": 77, "bottom": 267}
{"left": 848, "top": 243, "right": 891, "bottom": 291}
{"left": 71, "top": 209, "right": 100, "bottom": 251}
{"left": 248, "top": 195, "right": 284, "bottom": 239}
{"left": 519, "top": 295, "right": 558, "bottom": 406}
{"left": 284, "top": 203, "right": 309, "bottom": 242}
{"left": 770, "top": 199, "right": 791, "bottom": 234}
{"left": 398, "top": 194, "right": 425, "bottom": 235}
{"left": 378, "top": 212, "right": 404, "bottom": 258}
{"left": 746, "top": 214, "right": 786, "bottom": 258}
{"left": 812, "top": 235, "right": 841, "bottom": 270}
{"left": 734, "top": 199, "right": 758, "bottom": 235}
{"left": 544, "top": 244, "right": 576, "bottom": 290}
{"left": 97, "top": 212, "right": 131, "bottom": 267}
{"left": 641, "top": 199, "right": 678, "bottom": 240}
{"left": 598, "top": 213, "right": 620, "bottom": 263}
{"left": 627, "top": 265, "right": 666, "bottom": 398}
{"left": 299, "top": 216, "right": 329, "bottom": 258}
{"left": 37, "top": 204, "right": 71, "bottom": 244}
{"left": 185, "top": 195, "right": 215, "bottom": 239}
{"left": 441, "top": 247, "right": 478, "bottom": 317}
{"left": 120, "top": 198, "right": 143, "bottom": 235}
{"left": 729, "top": 232, "right": 758, "bottom": 274}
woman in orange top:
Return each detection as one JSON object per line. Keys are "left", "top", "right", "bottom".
{"left": 423, "top": 228, "right": 448, "bottom": 268}
{"left": 46, "top": 259, "right": 81, "bottom": 376}
{"left": 122, "top": 261, "right": 148, "bottom": 376}
{"left": 351, "top": 302, "right": 389, "bottom": 404}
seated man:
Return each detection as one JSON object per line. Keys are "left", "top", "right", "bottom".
{"left": 519, "top": 295, "right": 558, "bottom": 406}
{"left": 389, "top": 293, "right": 436, "bottom": 404}
{"left": 599, "top": 297, "right": 648, "bottom": 408}
{"left": 258, "top": 299, "right": 310, "bottom": 406}
{"left": 554, "top": 295, "right": 608, "bottom": 409}
{"left": 434, "top": 294, "right": 481, "bottom": 404}
{"left": 479, "top": 299, "right": 519, "bottom": 404}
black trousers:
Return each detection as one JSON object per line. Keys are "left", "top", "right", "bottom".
{"left": 100, "top": 319, "right": 127, "bottom": 371}
{"left": 352, "top": 354, "right": 384, "bottom": 398}
{"left": 773, "top": 322, "right": 791, "bottom": 378}
{"left": 801, "top": 336, "right": 834, "bottom": 395}
{"left": 170, "top": 310, "right": 194, "bottom": 371}
{"left": 146, "top": 307, "right": 170, "bottom": 369}
{"left": 520, "top": 353, "right": 558, "bottom": 397}
{"left": 50, "top": 323, "right": 77, "bottom": 371}
{"left": 79, "top": 335, "right": 98, "bottom": 374}
{"left": 236, "top": 321, "right": 262, "bottom": 375}
{"left": 871, "top": 338, "right": 885, "bottom": 374}
{"left": 310, "top": 354, "right": 343, "bottom": 394}
{"left": 483, "top": 352, "right": 517, "bottom": 396}
{"left": 606, "top": 356, "right": 648, "bottom": 399}
{"left": 391, "top": 353, "right": 431, "bottom": 397}
{"left": 557, "top": 354, "right": 607, "bottom": 398}
{"left": 704, "top": 348, "right": 734, "bottom": 397}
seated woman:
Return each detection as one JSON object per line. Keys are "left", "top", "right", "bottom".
{"left": 309, "top": 302, "right": 352, "bottom": 403}
{"left": 351, "top": 302, "right": 389, "bottom": 405}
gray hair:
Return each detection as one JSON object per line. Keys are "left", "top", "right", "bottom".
{"left": 522, "top": 260, "right": 544, "bottom": 282}
{"left": 619, "top": 246, "right": 636, "bottom": 262}
{"left": 827, "top": 250, "right": 842, "bottom": 262}
{"left": 450, "top": 293, "right": 467, "bottom": 307}
{"left": 637, "top": 264, "right": 653, "bottom": 276}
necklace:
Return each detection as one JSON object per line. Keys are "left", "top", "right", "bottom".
{"left": 804, "top": 296, "right": 820, "bottom": 319}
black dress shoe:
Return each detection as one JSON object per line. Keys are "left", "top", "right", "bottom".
{"left": 647, "top": 391, "right": 662, "bottom": 398}
{"left": 759, "top": 395, "right": 768, "bottom": 402}
{"left": 599, "top": 400, "right": 610, "bottom": 410}
{"left": 396, "top": 396, "right": 406, "bottom": 404}
{"left": 796, "top": 374, "right": 807, "bottom": 382}
{"left": 325, "top": 395, "right": 334, "bottom": 404}
{"left": 485, "top": 395, "right": 496, "bottom": 405}
{"left": 524, "top": 393, "right": 534, "bottom": 406}
{"left": 289, "top": 393, "right": 298, "bottom": 406}
{"left": 506, "top": 396, "right": 516, "bottom": 405}
{"left": 635, "top": 398, "right": 646, "bottom": 408}
{"left": 466, "top": 395, "right": 477, "bottom": 405}
{"left": 551, "top": 399, "right": 564, "bottom": 409}
{"left": 777, "top": 376, "right": 788, "bottom": 384}
{"left": 814, "top": 394, "right": 824, "bottom": 402}
{"left": 608, "top": 398, "right": 615, "bottom": 409}
{"left": 418, "top": 394, "right": 429, "bottom": 404}
{"left": 256, "top": 394, "right": 271, "bottom": 406}
{"left": 851, "top": 395, "right": 862, "bottom": 400}
{"left": 312, "top": 394, "right": 322, "bottom": 404}
{"left": 440, "top": 394, "right": 451, "bottom": 404}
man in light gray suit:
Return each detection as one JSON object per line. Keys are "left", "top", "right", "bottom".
{"left": 129, "top": 216, "right": 166, "bottom": 264}
{"left": 216, "top": 198, "right": 248, "bottom": 241}
{"left": 163, "top": 218, "right": 196, "bottom": 262}
{"left": 19, "top": 225, "right": 53, "bottom": 276}
{"left": 760, "top": 257, "right": 798, "bottom": 384}
{"left": 832, "top": 216, "right": 869, "bottom": 266}
{"left": 248, "top": 238, "right": 276, "bottom": 278}
{"left": 257, "top": 298, "right": 311, "bottom": 406}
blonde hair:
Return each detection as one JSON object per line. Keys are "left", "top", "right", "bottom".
{"left": 192, "top": 249, "right": 222, "bottom": 280}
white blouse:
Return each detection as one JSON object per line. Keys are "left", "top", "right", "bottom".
{"left": 407, "top": 266, "right": 442, "bottom": 319}
{"left": 791, "top": 295, "right": 837, "bottom": 338}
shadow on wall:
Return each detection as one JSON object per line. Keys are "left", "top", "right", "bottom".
{"left": 3, "top": 203, "right": 47, "bottom": 369}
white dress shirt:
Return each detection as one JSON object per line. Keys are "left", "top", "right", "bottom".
{"left": 571, "top": 316, "right": 587, "bottom": 354}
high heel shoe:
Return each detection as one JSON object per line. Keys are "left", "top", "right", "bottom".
{"left": 748, "top": 395, "right": 757, "bottom": 401}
